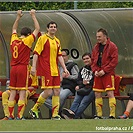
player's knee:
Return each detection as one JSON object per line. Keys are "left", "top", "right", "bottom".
{"left": 53, "top": 89, "right": 60, "bottom": 96}
{"left": 107, "top": 90, "right": 114, "bottom": 98}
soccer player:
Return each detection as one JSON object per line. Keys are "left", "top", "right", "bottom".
{"left": 2, "top": 72, "right": 38, "bottom": 120}
{"left": 44, "top": 49, "right": 79, "bottom": 116}
{"left": 8, "top": 9, "right": 40, "bottom": 120}
{"left": 91, "top": 28, "right": 118, "bottom": 119}
{"left": 29, "top": 21, "right": 69, "bottom": 120}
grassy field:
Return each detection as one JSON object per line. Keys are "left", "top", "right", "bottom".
{"left": 0, "top": 119, "right": 133, "bottom": 132}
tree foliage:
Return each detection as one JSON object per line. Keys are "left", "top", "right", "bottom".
{"left": 0, "top": 2, "right": 133, "bottom": 11}
{"left": 78, "top": 2, "right": 133, "bottom": 9}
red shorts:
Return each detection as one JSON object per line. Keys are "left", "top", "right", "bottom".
{"left": 41, "top": 75, "right": 60, "bottom": 89}
{"left": 93, "top": 74, "right": 115, "bottom": 92}
{"left": 28, "top": 89, "right": 36, "bottom": 97}
{"left": 9, "top": 65, "right": 29, "bottom": 90}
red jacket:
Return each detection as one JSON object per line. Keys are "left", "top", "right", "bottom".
{"left": 91, "top": 38, "right": 118, "bottom": 75}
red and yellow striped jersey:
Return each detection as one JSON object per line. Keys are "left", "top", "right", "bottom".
{"left": 10, "top": 33, "right": 35, "bottom": 66}
{"left": 34, "top": 33, "right": 62, "bottom": 76}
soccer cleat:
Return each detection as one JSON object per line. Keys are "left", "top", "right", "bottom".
{"left": 15, "top": 117, "right": 26, "bottom": 120}
{"left": 8, "top": 117, "right": 14, "bottom": 120}
{"left": 29, "top": 109, "right": 39, "bottom": 119}
{"left": 51, "top": 115, "right": 61, "bottom": 120}
{"left": 94, "top": 115, "right": 103, "bottom": 119}
{"left": 62, "top": 108, "right": 75, "bottom": 119}
{"left": 108, "top": 116, "right": 115, "bottom": 119}
{"left": 1, "top": 116, "right": 9, "bottom": 120}
{"left": 118, "top": 114, "right": 128, "bottom": 119}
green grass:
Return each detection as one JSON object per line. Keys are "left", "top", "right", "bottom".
{"left": 0, "top": 119, "right": 133, "bottom": 132}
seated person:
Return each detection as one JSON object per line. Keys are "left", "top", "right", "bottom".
{"left": 118, "top": 93, "right": 133, "bottom": 119}
{"left": 62, "top": 52, "right": 95, "bottom": 119}
{"left": 44, "top": 49, "right": 79, "bottom": 116}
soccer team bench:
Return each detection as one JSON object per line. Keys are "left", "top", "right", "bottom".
{"left": 0, "top": 76, "right": 133, "bottom": 118}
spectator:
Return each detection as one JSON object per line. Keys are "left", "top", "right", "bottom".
{"left": 44, "top": 49, "right": 79, "bottom": 116}
{"left": 29, "top": 21, "right": 69, "bottom": 120}
{"left": 118, "top": 93, "right": 133, "bottom": 119}
{"left": 62, "top": 52, "right": 95, "bottom": 119}
{"left": 8, "top": 9, "right": 40, "bottom": 120}
{"left": 91, "top": 28, "right": 118, "bottom": 119}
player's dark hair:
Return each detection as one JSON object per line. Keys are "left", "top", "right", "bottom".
{"left": 20, "top": 27, "right": 32, "bottom": 36}
{"left": 47, "top": 21, "right": 57, "bottom": 28}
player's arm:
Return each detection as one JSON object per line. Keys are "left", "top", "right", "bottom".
{"left": 58, "top": 56, "right": 69, "bottom": 76}
{"left": 30, "top": 9, "right": 40, "bottom": 37}
{"left": 31, "top": 54, "right": 38, "bottom": 76}
{"left": 12, "top": 10, "right": 23, "bottom": 34}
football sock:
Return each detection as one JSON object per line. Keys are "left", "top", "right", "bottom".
{"left": 8, "top": 100, "right": 15, "bottom": 118}
{"left": 2, "top": 91, "right": 9, "bottom": 117}
{"left": 52, "top": 96, "right": 60, "bottom": 117}
{"left": 18, "top": 100, "right": 25, "bottom": 118}
{"left": 95, "top": 97, "right": 103, "bottom": 117}
{"left": 124, "top": 111, "right": 129, "bottom": 117}
{"left": 109, "top": 97, "right": 116, "bottom": 117}
{"left": 32, "top": 95, "right": 46, "bottom": 112}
